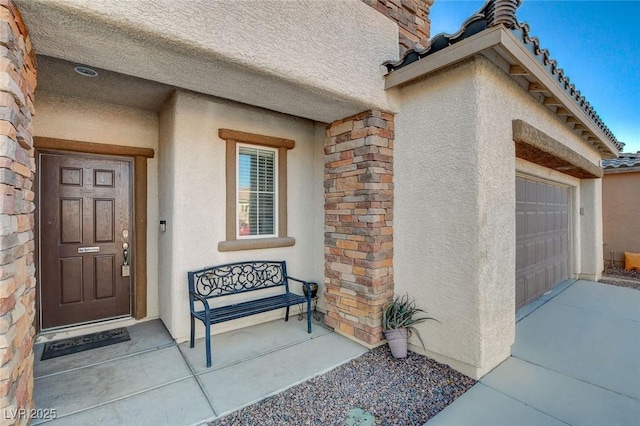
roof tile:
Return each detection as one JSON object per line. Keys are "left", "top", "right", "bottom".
{"left": 384, "top": 0, "right": 623, "bottom": 151}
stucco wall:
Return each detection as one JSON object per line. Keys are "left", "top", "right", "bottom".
{"left": 32, "top": 91, "right": 161, "bottom": 320}
{"left": 602, "top": 171, "right": 640, "bottom": 265}
{"left": 395, "top": 59, "right": 498, "bottom": 378}
{"left": 16, "top": 0, "right": 399, "bottom": 124}
{"left": 158, "top": 91, "right": 324, "bottom": 342}
{"left": 393, "top": 56, "right": 604, "bottom": 378}
{"left": 473, "top": 57, "right": 603, "bottom": 281}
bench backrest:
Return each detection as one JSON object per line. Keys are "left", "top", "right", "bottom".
{"left": 188, "top": 261, "right": 289, "bottom": 299}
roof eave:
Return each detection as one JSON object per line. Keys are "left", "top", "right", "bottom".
{"left": 603, "top": 165, "right": 640, "bottom": 175}
{"left": 385, "top": 26, "right": 620, "bottom": 159}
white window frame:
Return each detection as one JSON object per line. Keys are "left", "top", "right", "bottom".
{"left": 235, "top": 143, "right": 279, "bottom": 240}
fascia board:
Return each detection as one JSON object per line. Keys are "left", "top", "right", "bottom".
{"left": 385, "top": 26, "right": 619, "bottom": 158}
{"left": 384, "top": 26, "right": 504, "bottom": 90}
{"left": 499, "top": 29, "right": 619, "bottom": 158}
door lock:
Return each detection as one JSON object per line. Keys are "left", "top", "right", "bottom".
{"left": 122, "top": 242, "right": 130, "bottom": 277}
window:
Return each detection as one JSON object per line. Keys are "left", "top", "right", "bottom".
{"left": 218, "top": 129, "right": 296, "bottom": 251}
{"left": 237, "top": 145, "right": 277, "bottom": 238}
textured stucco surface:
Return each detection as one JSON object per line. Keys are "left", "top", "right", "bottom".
{"left": 579, "top": 179, "right": 603, "bottom": 281}
{"left": 394, "top": 56, "right": 607, "bottom": 379}
{"left": 33, "top": 91, "right": 161, "bottom": 320}
{"left": 158, "top": 91, "right": 324, "bottom": 342}
{"left": 395, "top": 59, "right": 502, "bottom": 379}
{"left": 37, "top": 55, "right": 175, "bottom": 111}
{"left": 474, "top": 56, "right": 602, "bottom": 168}
{"left": 474, "top": 56, "right": 604, "bottom": 282}
{"left": 602, "top": 172, "right": 640, "bottom": 265}
{"left": 16, "top": 0, "right": 399, "bottom": 123}
{"left": 512, "top": 119, "right": 603, "bottom": 179}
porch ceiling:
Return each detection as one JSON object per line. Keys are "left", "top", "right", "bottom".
{"left": 16, "top": 0, "right": 398, "bottom": 122}
{"left": 36, "top": 55, "right": 174, "bottom": 111}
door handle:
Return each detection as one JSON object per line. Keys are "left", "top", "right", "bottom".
{"left": 122, "top": 242, "right": 129, "bottom": 265}
{"left": 122, "top": 242, "right": 130, "bottom": 277}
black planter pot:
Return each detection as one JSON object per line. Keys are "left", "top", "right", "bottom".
{"left": 302, "top": 282, "right": 318, "bottom": 299}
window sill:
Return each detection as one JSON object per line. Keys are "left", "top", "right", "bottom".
{"left": 218, "top": 237, "right": 296, "bottom": 252}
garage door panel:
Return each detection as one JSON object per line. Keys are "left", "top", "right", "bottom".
{"left": 525, "top": 273, "right": 536, "bottom": 300}
{"left": 516, "top": 177, "right": 569, "bottom": 308}
{"left": 525, "top": 242, "right": 536, "bottom": 268}
{"left": 536, "top": 211, "right": 545, "bottom": 233}
{"left": 516, "top": 245, "right": 524, "bottom": 270}
{"left": 526, "top": 181, "right": 537, "bottom": 202}
{"left": 526, "top": 211, "right": 536, "bottom": 235}
{"left": 546, "top": 266, "right": 554, "bottom": 291}
{"left": 554, "top": 236, "right": 562, "bottom": 257}
{"left": 538, "top": 185, "right": 548, "bottom": 203}
{"left": 516, "top": 179, "right": 526, "bottom": 201}
{"left": 536, "top": 240, "right": 545, "bottom": 263}
{"left": 536, "top": 271, "right": 546, "bottom": 296}
{"left": 555, "top": 211, "right": 563, "bottom": 230}
{"left": 516, "top": 212, "right": 525, "bottom": 236}
{"left": 516, "top": 278, "right": 525, "bottom": 306}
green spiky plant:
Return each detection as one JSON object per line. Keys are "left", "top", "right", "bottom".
{"left": 382, "top": 293, "right": 437, "bottom": 349}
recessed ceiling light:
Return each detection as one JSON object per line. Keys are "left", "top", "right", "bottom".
{"left": 74, "top": 66, "right": 98, "bottom": 78}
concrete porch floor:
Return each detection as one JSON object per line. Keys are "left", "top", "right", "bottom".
{"left": 33, "top": 317, "right": 367, "bottom": 425}
{"left": 427, "top": 280, "right": 640, "bottom": 425}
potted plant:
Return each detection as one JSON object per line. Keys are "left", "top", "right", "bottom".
{"left": 382, "top": 293, "right": 437, "bottom": 358}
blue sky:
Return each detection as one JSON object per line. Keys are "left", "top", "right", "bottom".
{"left": 429, "top": 1, "right": 640, "bottom": 154}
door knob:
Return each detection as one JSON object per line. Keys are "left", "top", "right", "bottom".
{"left": 122, "top": 242, "right": 131, "bottom": 277}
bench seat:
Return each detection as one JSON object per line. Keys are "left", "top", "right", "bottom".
{"left": 194, "top": 292, "right": 308, "bottom": 325}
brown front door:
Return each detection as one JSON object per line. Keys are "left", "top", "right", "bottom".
{"left": 39, "top": 152, "right": 133, "bottom": 329}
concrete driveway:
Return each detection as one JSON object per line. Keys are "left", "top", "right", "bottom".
{"left": 428, "top": 280, "right": 640, "bottom": 425}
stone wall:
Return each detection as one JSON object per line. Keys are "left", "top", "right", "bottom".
{"left": 362, "top": 0, "right": 433, "bottom": 54}
{"left": 324, "top": 110, "right": 394, "bottom": 345}
{"left": 0, "top": 0, "right": 36, "bottom": 423}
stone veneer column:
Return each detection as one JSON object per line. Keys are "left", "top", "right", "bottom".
{"left": 324, "top": 110, "right": 394, "bottom": 345}
{"left": 0, "top": 0, "right": 37, "bottom": 423}
{"left": 361, "top": 0, "right": 433, "bottom": 54}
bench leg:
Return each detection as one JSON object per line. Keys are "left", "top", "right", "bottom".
{"left": 205, "top": 322, "right": 212, "bottom": 368}
{"left": 285, "top": 306, "right": 290, "bottom": 322}
{"left": 190, "top": 315, "right": 195, "bottom": 348}
{"left": 307, "top": 300, "right": 312, "bottom": 333}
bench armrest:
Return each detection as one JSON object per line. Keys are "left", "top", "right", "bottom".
{"left": 189, "top": 291, "right": 211, "bottom": 317}
{"left": 286, "top": 276, "right": 314, "bottom": 296}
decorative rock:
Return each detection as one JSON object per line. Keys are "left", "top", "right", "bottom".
{"left": 213, "top": 346, "right": 476, "bottom": 426}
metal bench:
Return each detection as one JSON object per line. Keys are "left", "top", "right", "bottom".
{"left": 188, "top": 260, "right": 314, "bottom": 367}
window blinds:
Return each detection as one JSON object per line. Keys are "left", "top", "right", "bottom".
{"left": 238, "top": 146, "right": 276, "bottom": 237}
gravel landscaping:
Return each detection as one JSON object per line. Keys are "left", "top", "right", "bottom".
{"left": 600, "top": 265, "right": 640, "bottom": 291}
{"left": 211, "top": 346, "right": 476, "bottom": 426}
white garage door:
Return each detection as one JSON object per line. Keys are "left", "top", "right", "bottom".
{"left": 515, "top": 177, "right": 569, "bottom": 308}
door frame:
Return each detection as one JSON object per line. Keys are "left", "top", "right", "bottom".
{"left": 35, "top": 137, "right": 155, "bottom": 330}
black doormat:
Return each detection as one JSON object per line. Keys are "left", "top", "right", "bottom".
{"left": 41, "top": 327, "right": 131, "bottom": 360}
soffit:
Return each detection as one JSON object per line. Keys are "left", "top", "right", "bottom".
{"left": 384, "top": 0, "right": 621, "bottom": 159}
{"left": 15, "top": 0, "right": 398, "bottom": 123}
{"left": 36, "top": 55, "right": 174, "bottom": 111}
{"left": 513, "top": 120, "right": 603, "bottom": 179}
